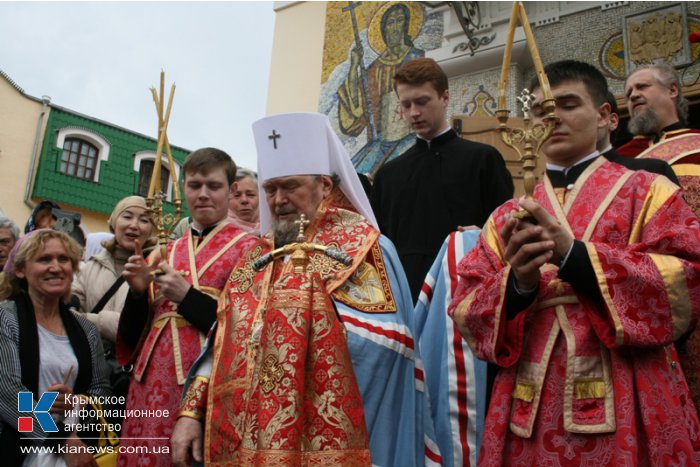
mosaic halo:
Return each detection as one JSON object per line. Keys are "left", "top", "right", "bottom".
{"left": 368, "top": 2, "right": 424, "bottom": 56}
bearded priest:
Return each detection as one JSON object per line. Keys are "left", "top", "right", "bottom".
{"left": 170, "top": 113, "right": 439, "bottom": 467}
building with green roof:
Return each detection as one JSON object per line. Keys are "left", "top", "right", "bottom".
{"left": 0, "top": 68, "right": 190, "bottom": 238}
{"left": 34, "top": 105, "right": 190, "bottom": 228}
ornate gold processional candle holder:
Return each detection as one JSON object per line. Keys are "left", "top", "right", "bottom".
{"left": 146, "top": 71, "right": 183, "bottom": 261}
{"left": 496, "top": 1, "right": 556, "bottom": 219}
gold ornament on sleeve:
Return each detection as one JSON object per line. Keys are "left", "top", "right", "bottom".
{"left": 146, "top": 71, "right": 183, "bottom": 261}
{"left": 496, "top": 1, "right": 556, "bottom": 219}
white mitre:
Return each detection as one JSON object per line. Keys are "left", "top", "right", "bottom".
{"left": 252, "top": 112, "right": 378, "bottom": 233}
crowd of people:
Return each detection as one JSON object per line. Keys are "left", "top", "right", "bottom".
{"left": 0, "top": 55, "right": 699, "bottom": 467}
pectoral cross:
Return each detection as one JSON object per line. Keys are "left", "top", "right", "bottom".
{"left": 268, "top": 130, "right": 281, "bottom": 149}
{"left": 295, "top": 214, "right": 310, "bottom": 241}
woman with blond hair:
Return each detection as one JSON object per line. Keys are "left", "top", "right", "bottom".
{"left": 0, "top": 229, "right": 110, "bottom": 465}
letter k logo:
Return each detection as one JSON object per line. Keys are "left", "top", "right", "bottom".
{"left": 17, "top": 392, "right": 59, "bottom": 433}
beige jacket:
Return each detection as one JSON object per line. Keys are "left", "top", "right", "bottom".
{"left": 72, "top": 248, "right": 128, "bottom": 343}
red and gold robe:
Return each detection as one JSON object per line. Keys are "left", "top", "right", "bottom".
{"left": 617, "top": 129, "right": 700, "bottom": 218}
{"left": 188, "top": 189, "right": 415, "bottom": 465}
{"left": 619, "top": 129, "right": 700, "bottom": 408}
{"left": 118, "top": 222, "right": 257, "bottom": 467}
{"left": 450, "top": 158, "right": 700, "bottom": 466}
{"left": 201, "top": 190, "right": 385, "bottom": 465}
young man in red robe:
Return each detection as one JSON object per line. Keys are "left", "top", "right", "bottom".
{"left": 449, "top": 60, "right": 700, "bottom": 465}
{"left": 116, "top": 148, "right": 258, "bottom": 466}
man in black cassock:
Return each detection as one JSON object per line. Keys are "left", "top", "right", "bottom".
{"left": 370, "top": 58, "right": 513, "bottom": 302}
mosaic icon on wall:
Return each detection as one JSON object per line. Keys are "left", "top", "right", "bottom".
{"left": 319, "top": 2, "right": 443, "bottom": 176}
{"left": 599, "top": 14, "right": 700, "bottom": 81}
{"left": 623, "top": 3, "right": 692, "bottom": 73}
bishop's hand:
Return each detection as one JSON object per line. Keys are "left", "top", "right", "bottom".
{"left": 171, "top": 416, "right": 203, "bottom": 467}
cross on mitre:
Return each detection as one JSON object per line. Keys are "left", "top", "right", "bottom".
{"left": 268, "top": 129, "right": 281, "bottom": 149}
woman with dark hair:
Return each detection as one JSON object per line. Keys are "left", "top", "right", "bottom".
{"left": 24, "top": 200, "right": 60, "bottom": 234}
{"left": 0, "top": 229, "right": 110, "bottom": 466}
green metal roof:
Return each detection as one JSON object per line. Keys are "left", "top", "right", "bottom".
{"left": 33, "top": 106, "right": 190, "bottom": 217}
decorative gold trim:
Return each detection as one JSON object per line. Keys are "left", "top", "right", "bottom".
{"left": 543, "top": 177, "right": 574, "bottom": 237}
{"left": 177, "top": 410, "right": 203, "bottom": 421}
{"left": 194, "top": 220, "right": 231, "bottom": 253}
{"left": 492, "top": 267, "right": 510, "bottom": 360}
{"left": 333, "top": 240, "right": 397, "bottom": 313}
{"left": 197, "top": 231, "right": 248, "bottom": 277}
{"left": 179, "top": 375, "right": 210, "bottom": 421}
{"left": 211, "top": 447, "right": 372, "bottom": 467}
{"left": 171, "top": 318, "right": 186, "bottom": 385}
{"left": 509, "top": 318, "right": 560, "bottom": 438}
{"left": 558, "top": 305, "right": 615, "bottom": 434}
{"left": 512, "top": 380, "right": 535, "bottom": 402}
{"left": 561, "top": 156, "right": 606, "bottom": 216}
{"left": 186, "top": 230, "right": 200, "bottom": 289}
{"left": 586, "top": 242, "right": 624, "bottom": 346}
{"left": 452, "top": 288, "right": 479, "bottom": 352}
{"left": 574, "top": 380, "right": 606, "bottom": 399}
{"left": 638, "top": 133, "right": 700, "bottom": 165}
{"left": 229, "top": 245, "right": 266, "bottom": 294}
{"left": 671, "top": 163, "right": 700, "bottom": 177}
{"left": 648, "top": 253, "right": 692, "bottom": 340}
{"left": 483, "top": 216, "right": 505, "bottom": 264}
{"left": 168, "top": 239, "right": 177, "bottom": 268}
{"left": 628, "top": 175, "right": 677, "bottom": 244}
{"left": 534, "top": 295, "right": 578, "bottom": 310}
{"left": 581, "top": 170, "right": 632, "bottom": 242}
{"left": 152, "top": 311, "right": 187, "bottom": 327}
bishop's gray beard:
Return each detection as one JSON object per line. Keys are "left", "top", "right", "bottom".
{"left": 272, "top": 218, "right": 303, "bottom": 247}
{"left": 628, "top": 106, "right": 660, "bottom": 135}
{"left": 272, "top": 217, "right": 313, "bottom": 248}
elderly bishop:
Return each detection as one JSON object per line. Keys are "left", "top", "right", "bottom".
{"left": 171, "top": 113, "right": 437, "bottom": 466}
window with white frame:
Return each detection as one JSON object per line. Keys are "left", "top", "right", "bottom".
{"left": 55, "top": 127, "right": 110, "bottom": 182}
{"left": 134, "top": 151, "right": 181, "bottom": 202}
